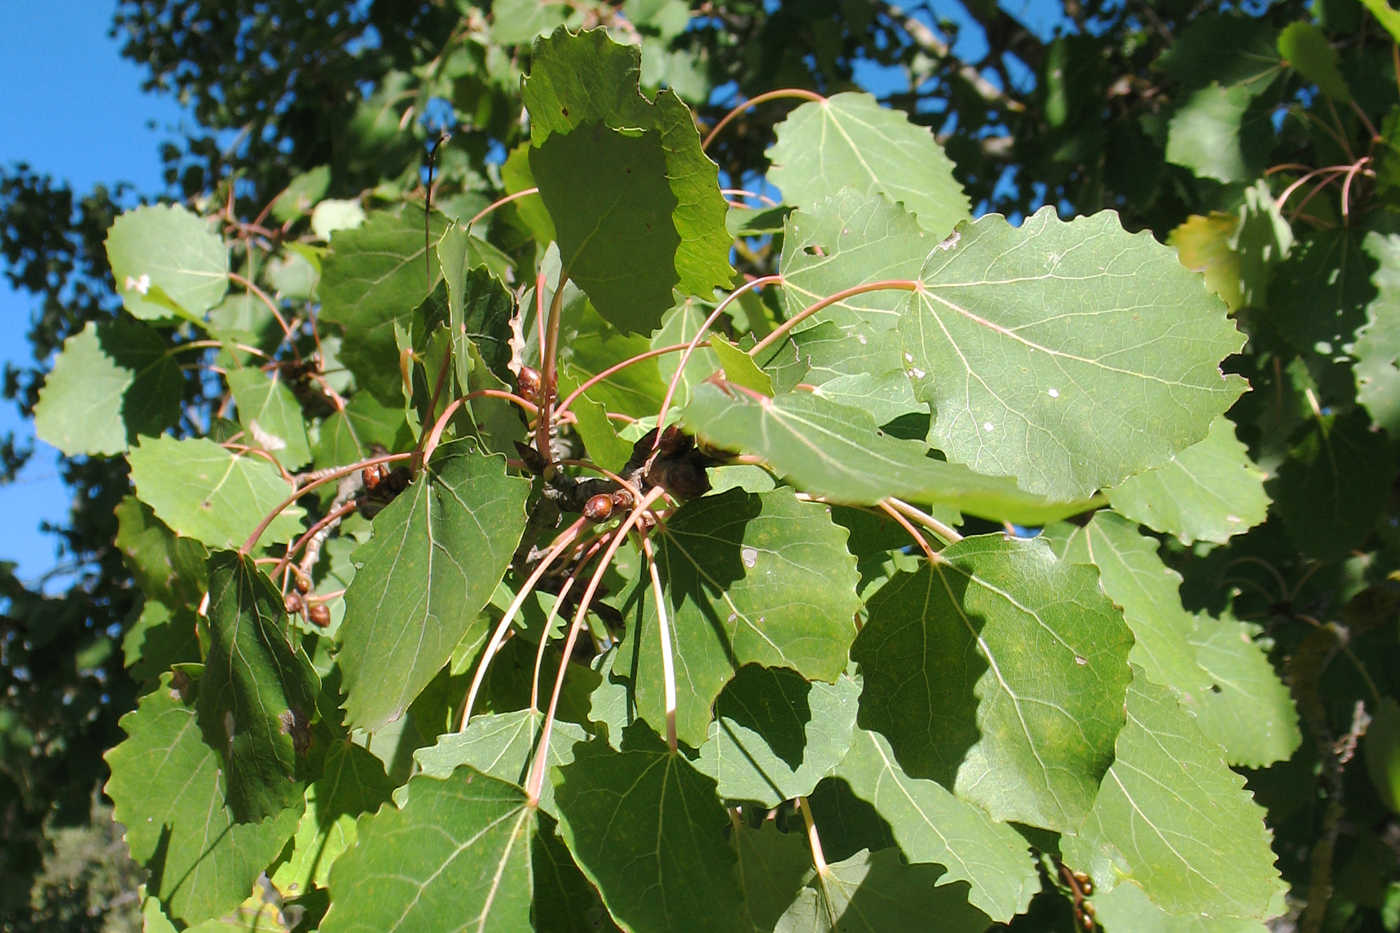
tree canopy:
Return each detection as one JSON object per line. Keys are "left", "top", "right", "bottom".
{"left": 4, "top": 1, "right": 1400, "bottom": 930}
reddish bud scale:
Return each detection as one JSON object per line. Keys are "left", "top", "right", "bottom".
{"left": 584, "top": 494, "right": 614, "bottom": 522}
{"left": 517, "top": 367, "right": 543, "bottom": 404}
{"left": 308, "top": 604, "right": 331, "bottom": 627}
{"left": 611, "top": 488, "right": 634, "bottom": 511}
{"left": 284, "top": 592, "right": 303, "bottom": 614}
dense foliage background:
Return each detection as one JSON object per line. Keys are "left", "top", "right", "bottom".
{"left": 3, "top": 0, "right": 1400, "bottom": 930}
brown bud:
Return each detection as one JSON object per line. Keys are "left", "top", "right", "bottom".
{"left": 284, "top": 592, "right": 304, "bottom": 614}
{"left": 657, "top": 425, "right": 692, "bottom": 457}
{"left": 362, "top": 463, "right": 384, "bottom": 490}
{"left": 517, "top": 366, "right": 543, "bottom": 404}
{"left": 384, "top": 466, "right": 411, "bottom": 494}
{"left": 1081, "top": 901, "right": 1096, "bottom": 919}
{"left": 308, "top": 604, "right": 331, "bottom": 628}
{"left": 646, "top": 456, "right": 711, "bottom": 500}
{"left": 293, "top": 572, "right": 311, "bottom": 594}
{"left": 611, "top": 488, "right": 634, "bottom": 511}
{"left": 1073, "top": 872, "right": 1093, "bottom": 896}
{"left": 584, "top": 494, "right": 614, "bottom": 522}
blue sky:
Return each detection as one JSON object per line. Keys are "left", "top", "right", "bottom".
{"left": 1, "top": 2, "right": 185, "bottom": 587}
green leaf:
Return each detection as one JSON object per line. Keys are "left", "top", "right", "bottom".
{"left": 114, "top": 495, "right": 208, "bottom": 607}
{"left": 834, "top": 727, "right": 1038, "bottom": 922}
{"left": 269, "top": 736, "right": 397, "bottom": 892}
{"left": 683, "top": 382, "right": 1095, "bottom": 524}
{"left": 694, "top": 668, "right": 859, "bottom": 808}
{"left": 709, "top": 335, "right": 773, "bottom": 396}
{"left": 1106, "top": 416, "right": 1270, "bottom": 545}
{"left": 491, "top": 0, "right": 573, "bottom": 45}
{"left": 556, "top": 301, "right": 666, "bottom": 414}
{"left": 653, "top": 299, "right": 721, "bottom": 407}
{"left": 1166, "top": 83, "right": 1265, "bottom": 184}
{"left": 337, "top": 440, "right": 529, "bottom": 732}
{"left": 266, "top": 244, "right": 320, "bottom": 300}
{"left": 140, "top": 890, "right": 179, "bottom": 933}
{"left": 437, "top": 224, "right": 515, "bottom": 386}
{"left": 1060, "top": 511, "right": 1213, "bottom": 698}
{"left": 1061, "top": 673, "right": 1287, "bottom": 923}
{"left": 207, "top": 293, "right": 276, "bottom": 351}
{"left": 532, "top": 814, "right": 620, "bottom": 933}
{"left": 318, "top": 204, "right": 446, "bottom": 402}
{"left": 413, "top": 709, "right": 587, "bottom": 818}
{"left": 778, "top": 191, "right": 933, "bottom": 331}
{"left": 312, "top": 199, "right": 366, "bottom": 241}
{"left": 558, "top": 372, "right": 634, "bottom": 473}
{"left": 530, "top": 124, "right": 682, "bottom": 334}
{"left": 1232, "top": 181, "right": 1294, "bottom": 310}
{"left": 34, "top": 319, "right": 182, "bottom": 455}
{"left": 767, "top": 92, "right": 970, "bottom": 237}
{"left": 106, "top": 203, "right": 228, "bottom": 322}
{"left": 1278, "top": 21, "right": 1351, "bottom": 100}
{"left": 127, "top": 436, "right": 305, "bottom": 551}
{"left": 553, "top": 725, "right": 745, "bottom": 931}
{"left": 732, "top": 822, "right": 813, "bottom": 931}
{"left": 1381, "top": 107, "right": 1400, "bottom": 201}
{"left": 1270, "top": 228, "right": 1374, "bottom": 356}
{"left": 105, "top": 673, "right": 300, "bottom": 924}
{"left": 122, "top": 601, "right": 200, "bottom": 684}
{"left": 774, "top": 846, "right": 992, "bottom": 933}
{"left": 321, "top": 766, "right": 535, "bottom": 932}
{"left": 1367, "top": 697, "right": 1400, "bottom": 812}
{"left": 1271, "top": 409, "right": 1394, "bottom": 561}
{"left": 623, "top": 488, "right": 861, "bottom": 747}
{"left": 269, "top": 165, "right": 331, "bottom": 223}
{"left": 1090, "top": 879, "right": 1275, "bottom": 932}
{"left": 200, "top": 552, "right": 321, "bottom": 822}
{"left": 1157, "top": 14, "right": 1281, "bottom": 91}
{"left": 1354, "top": 232, "right": 1400, "bottom": 433}
{"left": 227, "top": 367, "right": 313, "bottom": 471}
{"left": 1168, "top": 213, "right": 1244, "bottom": 312}
{"left": 851, "top": 535, "right": 1133, "bottom": 831}
{"left": 523, "top": 28, "right": 732, "bottom": 328}
{"left": 1183, "top": 611, "right": 1300, "bottom": 768}
{"left": 760, "top": 320, "right": 922, "bottom": 425}
{"left": 898, "top": 208, "right": 1246, "bottom": 500}
{"left": 501, "top": 142, "right": 556, "bottom": 245}
{"left": 1358, "top": 0, "right": 1400, "bottom": 41}
{"left": 313, "top": 392, "right": 413, "bottom": 468}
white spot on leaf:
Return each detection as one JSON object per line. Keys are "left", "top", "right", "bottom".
{"left": 249, "top": 419, "right": 287, "bottom": 451}
{"left": 1047, "top": 388, "right": 1060, "bottom": 398}
{"left": 741, "top": 547, "right": 757, "bottom": 568}
{"left": 983, "top": 422, "right": 994, "bottom": 432}
{"left": 124, "top": 273, "right": 151, "bottom": 295}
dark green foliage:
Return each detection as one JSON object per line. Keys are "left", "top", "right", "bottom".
{"left": 4, "top": 2, "right": 1400, "bottom": 930}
